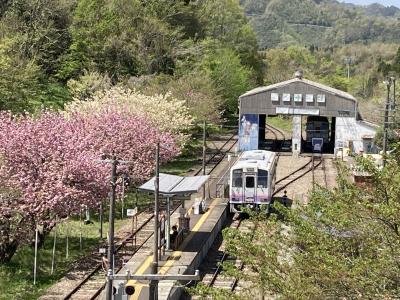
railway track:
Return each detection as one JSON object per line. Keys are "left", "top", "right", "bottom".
{"left": 197, "top": 217, "right": 254, "bottom": 294}
{"left": 273, "top": 154, "right": 323, "bottom": 196}
{"left": 311, "top": 154, "right": 329, "bottom": 189}
{"left": 194, "top": 132, "right": 238, "bottom": 176}
{"left": 265, "top": 124, "right": 286, "bottom": 152}
{"left": 41, "top": 203, "right": 181, "bottom": 300}
{"left": 64, "top": 211, "right": 155, "bottom": 300}
{"left": 264, "top": 124, "right": 290, "bottom": 153}
{"left": 43, "top": 131, "right": 239, "bottom": 300}
{"left": 55, "top": 136, "right": 239, "bottom": 299}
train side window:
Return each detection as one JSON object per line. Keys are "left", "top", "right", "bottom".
{"left": 257, "top": 170, "right": 268, "bottom": 188}
{"left": 246, "top": 176, "right": 255, "bottom": 188}
{"left": 232, "top": 169, "right": 243, "bottom": 187}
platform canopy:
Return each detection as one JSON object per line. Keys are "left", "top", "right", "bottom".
{"left": 138, "top": 173, "right": 209, "bottom": 196}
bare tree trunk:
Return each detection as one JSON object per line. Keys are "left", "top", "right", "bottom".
{"left": 0, "top": 239, "right": 18, "bottom": 263}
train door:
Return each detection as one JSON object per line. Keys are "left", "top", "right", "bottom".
{"left": 244, "top": 173, "right": 256, "bottom": 202}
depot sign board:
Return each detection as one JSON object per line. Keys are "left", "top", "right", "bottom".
{"left": 275, "top": 107, "right": 320, "bottom": 115}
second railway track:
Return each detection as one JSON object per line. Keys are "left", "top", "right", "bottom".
{"left": 273, "top": 153, "right": 323, "bottom": 196}
{"left": 41, "top": 203, "right": 181, "bottom": 300}
{"left": 194, "top": 132, "right": 238, "bottom": 176}
{"left": 49, "top": 134, "right": 239, "bottom": 300}
{"left": 196, "top": 217, "right": 255, "bottom": 295}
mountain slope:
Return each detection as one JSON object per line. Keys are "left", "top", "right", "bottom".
{"left": 240, "top": 0, "right": 400, "bottom": 48}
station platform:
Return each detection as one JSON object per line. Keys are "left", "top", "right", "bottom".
{"left": 112, "top": 197, "right": 228, "bottom": 300}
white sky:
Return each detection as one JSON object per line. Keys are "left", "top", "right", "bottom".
{"left": 338, "top": 0, "right": 400, "bottom": 7}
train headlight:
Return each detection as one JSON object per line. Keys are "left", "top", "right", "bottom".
{"left": 125, "top": 285, "right": 135, "bottom": 295}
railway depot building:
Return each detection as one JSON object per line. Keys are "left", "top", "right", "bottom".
{"left": 238, "top": 72, "right": 377, "bottom": 155}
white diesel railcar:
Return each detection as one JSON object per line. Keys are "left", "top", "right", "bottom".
{"left": 229, "top": 150, "right": 278, "bottom": 213}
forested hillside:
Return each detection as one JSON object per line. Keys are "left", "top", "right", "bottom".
{"left": 0, "top": 0, "right": 262, "bottom": 119}
{"left": 261, "top": 43, "right": 400, "bottom": 123}
{"left": 240, "top": 0, "right": 400, "bottom": 49}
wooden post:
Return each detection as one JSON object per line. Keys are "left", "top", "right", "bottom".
{"left": 33, "top": 226, "right": 38, "bottom": 285}
{"left": 51, "top": 223, "right": 57, "bottom": 275}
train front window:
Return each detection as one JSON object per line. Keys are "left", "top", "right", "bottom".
{"left": 246, "top": 176, "right": 255, "bottom": 188}
{"left": 232, "top": 169, "right": 243, "bottom": 187}
{"left": 258, "top": 170, "right": 268, "bottom": 188}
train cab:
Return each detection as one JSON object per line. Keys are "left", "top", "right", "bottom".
{"left": 229, "top": 150, "right": 277, "bottom": 213}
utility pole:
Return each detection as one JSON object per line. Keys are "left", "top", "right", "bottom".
{"left": 391, "top": 77, "right": 396, "bottom": 128}
{"left": 202, "top": 121, "right": 206, "bottom": 201}
{"left": 106, "top": 157, "right": 118, "bottom": 300}
{"left": 344, "top": 57, "right": 352, "bottom": 80}
{"left": 393, "top": 77, "right": 396, "bottom": 108}
{"left": 99, "top": 201, "right": 103, "bottom": 239}
{"left": 121, "top": 175, "right": 125, "bottom": 219}
{"left": 383, "top": 79, "right": 392, "bottom": 167}
{"left": 149, "top": 143, "right": 160, "bottom": 300}
{"left": 96, "top": 156, "right": 132, "bottom": 300}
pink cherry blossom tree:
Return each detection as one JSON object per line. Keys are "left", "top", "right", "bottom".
{"left": 0, "top": 111, "right": 178, "bottom": 262}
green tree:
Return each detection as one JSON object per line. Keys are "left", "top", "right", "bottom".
{"left": 1, "top": 0, "right": 74, "bottom": 75}
{"left": 201, "top": 45, "right": 254, "bottom": 115}
{"left": 197, "top": 0, "right": 263, "bottom": 83}
{"left": 0, "top": 39, "right": 43, "bottom": 112}
{"left": 59, "top": 0, "right": 185, "bottom": 81}
{"left": 193, "top": 153, "right": 400, "bottom": 299}
{"left": 392, "top": 46, "right": 400, "bottom": 75}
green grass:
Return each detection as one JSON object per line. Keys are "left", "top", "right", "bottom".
{"left": 161, "top": 158, "right": 201, "bottom": 175}
{"left": 162, "top": 126, "right": 236, "bottom": 176}
{"left": 161, "top": 137, "right": 202, "bottom": 175}
{"left": 0, "top": 193, "right": 152, "bottom": 300}
{"left": 0, "top": 129, "right": 227, "bottom": 299}
{"left": 267, "top": 116, "right": 292, "bottom": 133}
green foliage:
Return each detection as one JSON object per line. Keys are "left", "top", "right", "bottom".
{"left": 67, "top": 71, "right": 111, "bottom": 100}
{"left": 195, "top": 155, "right": 400, "bottom": 299}
{"left": 0, "top": 191, "right": 152, "bottom": 299}
{"left": 267, "top": 116, "right": 292, "bottom": 133}
{"left": 131, "top": 72, "right": 223, "bottom": 122}
{"left": 198, "top": 0, "right": 263, "bottom": 83}
{"left": 0, "top": 0, "right": 261, "bottom": 117}
{"left": 1, "top": 0, "right": 74, "bottom": 75}
{"left": 262, "top": 43, "right": 399, "bottom": 123}
{"left": 374, "top": 126, "right": 400, "bottom": 149}
{"left": 0, "top": 216, "right": 132, "bottom": 300}
{"left": 201, "top": 46, "right": 254, "bottom": 115}
{"left": 240, "top": 0, "right": 400, "bottom": 49}
{"left": 0, "top": 38, "right": 43, "bottom": 112}
{"left": 380, "top": 46, "right": 400, "bottom": 77}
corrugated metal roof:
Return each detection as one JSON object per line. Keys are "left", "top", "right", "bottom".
{"left": 335, "top": 117, "right": 376, "bottom": 153}
{"left": 240, "top": 78, "right": 357, "bottom": 102}
{"left": 138, "top": 173, "right": 209, "bottom": 195}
